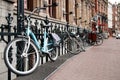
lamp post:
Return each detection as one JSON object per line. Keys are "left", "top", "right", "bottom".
{"left": 17, "top": 0, "right": 24, "bottom": 33}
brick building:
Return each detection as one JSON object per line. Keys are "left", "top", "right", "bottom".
{"left": 108, "top": 2, "right": 113, "bottom": 36}
{"left": 0, "top": 0, "right": 108, "bottom": 31}
{"left": 111, "top": 2, "right": 120, "bottom": 35}
{"left": 92, "top": 0, "right": 108, "bottom": 32}
{"left": 112, "top": 3, "right": 119, "bottom": 34}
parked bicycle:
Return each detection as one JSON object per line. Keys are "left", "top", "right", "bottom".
{"left": 4, "top": 7, "right": 61, "bottom": 75}
{"left": 61, "top": 24, "right": 85, "bottom": 55}
{"left": 95, "top": 32, "right": 103, "bottom": 45}
{"left": 79, "top": 29, "right": 103, "bottom": 46}
{"left": 81, "top": 29, "right": 103, "bottom": 45}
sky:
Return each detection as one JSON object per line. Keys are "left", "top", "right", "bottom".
{"left": 109, "top": 0, "right": 120, "bottom": 4}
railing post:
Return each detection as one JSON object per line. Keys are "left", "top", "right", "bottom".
{"left": 5, "top": 13, "right": 13, "bottom": 80}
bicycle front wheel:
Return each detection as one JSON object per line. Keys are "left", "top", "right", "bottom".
{"left": 4, "top": 37, "right": 40, "bottom": 75}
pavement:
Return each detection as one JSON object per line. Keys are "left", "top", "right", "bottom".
{"left": 16, "top": 37, "right": 120, "bottom": 80}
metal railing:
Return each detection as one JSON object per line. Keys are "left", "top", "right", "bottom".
{"left": 0, "top": 13, "right": 84, "bottom": 80}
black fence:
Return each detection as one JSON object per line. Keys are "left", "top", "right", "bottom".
{"left": 0, "top": 13, "right": 86, "bottom": 80}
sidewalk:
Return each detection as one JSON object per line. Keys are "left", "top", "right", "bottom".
{"left": 46, "top": 38, "right": 120, "bottom": 80}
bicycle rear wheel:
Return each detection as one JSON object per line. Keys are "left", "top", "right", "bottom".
{"left": 96, "top": 35, "right": 103, "bottom": 45}
{"left": 63, "top": 37, "right": 81, "bottom": 54}
{"left": 4, "top": 37, "right": 40, "bottom": 75}
{"left": 48, "top": 47, "right": 59, "bottom": 61}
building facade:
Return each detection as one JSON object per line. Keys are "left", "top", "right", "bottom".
{"left": 92, "top": 0, "right": 108, "bottom": 32}
{"left": 0, "top": 0, "right": 109, "bottom": 80}
{"left": 0, "top": 0, "right": 109, "bottom": 31}
{"left": 112, "top": 3, "right": 119, "bottom": 34}
{"left": 108, "top": 2, "right": 113, "bottom": 36}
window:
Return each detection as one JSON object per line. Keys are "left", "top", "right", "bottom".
{"left": 25, "top": 0, "right": 42, "bottom": 11}
{"left": 15, "top": 0, "right": 57, "bottom": 17}
{"left": 27, "top": 0, "right": 37, "bottom": 11}
{"left": 48, "top": 0, "right": 57, "bottom": 18}
{"left": 65, "top": 0, "right": 69, "bottom": 22}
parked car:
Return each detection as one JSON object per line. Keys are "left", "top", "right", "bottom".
{"left": 116, "top": 33, "right": 120, "bottom": 39}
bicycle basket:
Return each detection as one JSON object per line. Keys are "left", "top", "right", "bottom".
{"left": 51, "top": 33, "right": 61, "bottom": 46}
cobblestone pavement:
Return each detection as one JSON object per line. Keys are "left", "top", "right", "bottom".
{"left": 46, "top": 38, "right": 120, "bottom": 80}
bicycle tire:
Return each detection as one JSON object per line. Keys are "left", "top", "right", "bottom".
{"left": 4, "top": 37, "right": 40, "bottom": 75}
{"left": 48, "top": 47, "right": 59, "bottom": 61}
{"left": 96, "top": 35, "right": 103, "bottom": 45}
{"left": 63, "top": 37, "right": 81, "bottom": 54}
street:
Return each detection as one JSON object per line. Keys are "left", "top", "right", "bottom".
{"left": 46, "top": 38, "right": 120, "bottom": 80}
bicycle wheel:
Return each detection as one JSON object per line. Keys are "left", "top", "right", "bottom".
{"left": 4, "top": 37, "right": 40, "bottom": 75}
{"left": 48, "top": 47, "right": 59, "bottom": 61}
{"left": 63, "top": 37, "right": 81, "bottom": 54}
{"left": 96, "top": 35, "right": 103, "bottom": 45}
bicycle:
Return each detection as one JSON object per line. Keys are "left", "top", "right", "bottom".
{"left": 95, "top": 32, "right": 103, "bottom": 45}
{"left": 76, "top": 28, "right": 89, "bottom": 48}
{"left": 78, "top": 28, "right": 103, "bottom": 47}
{"left": 4, "top": 7, "right": 60, "bottom": 75}
{"left": 79, "top": 29, "right": 94, "bottom": 46}
{"left": 61, "top": 25, "right": 85, "bottom": 55}
{"left": 85, "top": 31, "right": 103, "bottom": 46}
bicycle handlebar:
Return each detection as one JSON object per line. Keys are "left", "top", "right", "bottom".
{"left": 28, "top": 7, "right": 46, "bottom": 18}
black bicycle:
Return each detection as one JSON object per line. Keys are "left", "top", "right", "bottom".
{"left": 61, "top": 26, "right": 85, "bottom": 55}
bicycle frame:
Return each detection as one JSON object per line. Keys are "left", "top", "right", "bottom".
{"left": 25, "top": 23, "right": 53, "bottom": 54}
{"left": 3, "top": 7, "right": 59, "bottom": 76}
{"left": 22, "top": 7, "right": 54, "bottom": 54}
